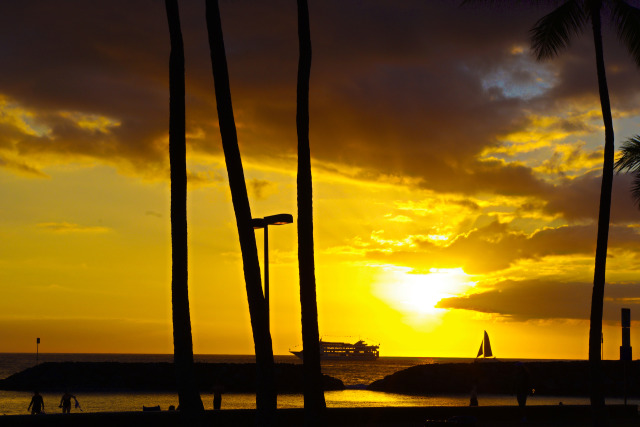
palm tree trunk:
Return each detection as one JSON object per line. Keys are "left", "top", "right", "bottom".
{"left": 588, "top": 2, "right": 613, "bottom": 426}
{"left": 165, "top": 0, "right": 204, "bottom": 417}
{"left": 204, "top": 1, "right": 277, "bottom": 424}
{"left": 296, "top": 0, "right": 326, "bottom": 425}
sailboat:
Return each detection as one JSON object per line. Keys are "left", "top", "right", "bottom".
{"left": 476, "top": 330, "right": 494, "bottom": 358}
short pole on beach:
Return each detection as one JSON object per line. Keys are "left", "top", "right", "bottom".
{"left": 36, "top": 337, "right": 40, "bottom": 364}
{"left": 620, "top": 308, "right": 632, "bottom": 405}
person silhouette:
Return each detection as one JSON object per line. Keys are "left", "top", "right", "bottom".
{"left": 213, "top": 384, "right": 224, "bottom": 410}
{"left": 28, "top": 391, "right": 45, "bottom": 414}
{"left": 59, "top": 391, "right": 77, "bottom": 414}
{"left": 469, "top": 384, "right": 478, "bottom": 407}
{"left": 514, "top": 363, "right": 532, "bottom": 421}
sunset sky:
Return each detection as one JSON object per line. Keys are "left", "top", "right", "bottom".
{"left": 2, "top": 0, "right": 640, "bottom": 359}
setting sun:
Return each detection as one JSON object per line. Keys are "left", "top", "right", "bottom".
{"left": 376, "top": 267, "right": 476, "bottom": 317}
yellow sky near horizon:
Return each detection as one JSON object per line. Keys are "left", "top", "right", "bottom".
{"left": 2, "top": 156, "right": 640, "bottom": 360}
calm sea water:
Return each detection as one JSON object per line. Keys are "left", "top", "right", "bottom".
{"left": 0, "top": 353, "right": 633, "bottom": 415}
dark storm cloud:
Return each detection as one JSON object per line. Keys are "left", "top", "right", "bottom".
{"left": 303, "top": 1, "right": 550, "bottom": 195}
{"left": 544, "top": 171, "right": 640, "bottom": 223}
{"left": 437, "top": 279, "right": 640, "bottom": 322}
{"left": 538, "top": 28, "right": 640, "bottom": 109}
{"left": 0, "top": 0, "right": 171, "bottom": 173}
{"left": 1, "top": 0, "right": 639, "bottom": 199}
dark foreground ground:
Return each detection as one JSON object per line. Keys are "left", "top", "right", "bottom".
{"left": 2, "top": 405, "right": 637, "bottom": 427}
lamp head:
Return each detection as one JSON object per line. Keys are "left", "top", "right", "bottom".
{"left": 264, "top": 213, "right": 293, "bottom": 226}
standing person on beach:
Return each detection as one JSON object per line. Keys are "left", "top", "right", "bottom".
{"left": 469, "top": 384, "right": 478, "bottom": 407}
{"left": 212, "top": 385, "right": 223, "bottom": 410}
{"left": 514, "top": 363, "right": 531, "bottom": 421}
{"left": 59, "top": 391, "right": 77, "bottom": 413}
{"left": 28, "top": 391, "right": 44, "bottom": 414}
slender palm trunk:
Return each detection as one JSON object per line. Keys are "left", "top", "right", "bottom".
{"left": 296, "top": 0, "right": 326, "bottom": 425}
{"left": 204, "top": 1, "right": 276, "bottom": 424}
{"left": 165, "top": 0, "right": 204, "bottom": 416}
{"left": 588, "top": 2, "right": 613, "bottom": 426}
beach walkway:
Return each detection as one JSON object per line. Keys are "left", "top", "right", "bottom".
{"left": 2, "top": 405, "right": 637, "bottom": 426}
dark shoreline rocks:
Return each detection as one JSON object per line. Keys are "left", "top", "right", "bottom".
{"left": 368, "top": 360, "right": 640, "bottom": 397}
{"left": 0, "top": 362, "right": 344, "bottom": 393}
{"left": 6, "top": 360, "right": 640, "bottom": 397}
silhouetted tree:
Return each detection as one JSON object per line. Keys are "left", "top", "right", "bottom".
{"left": 296, "top": 0, "right": 326, "bottom": 425}
{"left": 204, "top": 0, "right": 276, "bottom": 424}
{"left": 464, "top": 1, "right": 640, "bottom": 424}
{"left": 165, "top": 0, "right": 204, "bottom": 417}
{"left": 529, "top": 3, "right": 640, "bottom": 425}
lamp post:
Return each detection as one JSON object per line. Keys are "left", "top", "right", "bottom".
{"left": 252, "top": 213, "right": 294, "bottom": 331}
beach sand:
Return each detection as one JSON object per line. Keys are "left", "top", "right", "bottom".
{"left": 1, "top": 405, "right": 637, "bottom": 426}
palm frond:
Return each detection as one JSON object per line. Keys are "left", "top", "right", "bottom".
{"left": 530, "top": 0, "right": 586, "bottom": 60}
{"left": 611, "top": 0, "right": 640, "bottom": 67}
{"left": 615, "top": 135, "right": 640, "bottom": 173}
{"left": 631, "top": 173, "right": 640, "bottom": 209}
{"left": 616, "top": 136, "right": 640, "bottom": 210}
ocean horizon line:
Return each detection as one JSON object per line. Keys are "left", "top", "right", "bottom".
{"left": 0, "top": 351, "right": 588, "bottom": 361}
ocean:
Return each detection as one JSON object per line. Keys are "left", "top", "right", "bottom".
{"left": 0, "top": 353, "right": 632, "bottom": 415}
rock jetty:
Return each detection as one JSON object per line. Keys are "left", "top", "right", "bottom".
{"left": 368, "top": 360, "right": 640, "bottom": 396}
{"left": 0, "top": 362, "right": 344, "bottom": 393}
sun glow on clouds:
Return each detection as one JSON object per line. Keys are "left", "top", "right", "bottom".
{"left": 370, "top": 230, "right": 423, "bottom": 251}
{"left": 376, "top": 266, "right": 476, "bottom": 319}
{"left": 480, "top": 107, "right": 607, "bottom": 183}
{"left": 59, "top": 111, "right": 121, "bottom": 133}
{"left": 495, "top": 110, "right": 600, "bottom": 150}
{"left": 0, "top": 96, "right": 51, "bottom": 137}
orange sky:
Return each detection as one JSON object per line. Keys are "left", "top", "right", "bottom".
{"left": 1, "top": 1, "right": 640, "bottom": 359}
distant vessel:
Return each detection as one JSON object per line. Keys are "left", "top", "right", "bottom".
{"left": 291, "top": 339, "right": 380, "bottom": 361}
{"left": 476, "top": 330, "right": 494, "bottom": 358}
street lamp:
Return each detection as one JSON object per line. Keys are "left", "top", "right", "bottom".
{"left": 252, "top": 213, "right": 294, "bottom": 331}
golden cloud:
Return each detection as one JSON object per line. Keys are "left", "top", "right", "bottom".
{"left": 0, "top": 155, "right": 48, "bottom": 178}
{"left": 0, "top": 96, "right": 51, "bottom": 137}
{"left": 59, "top": 111, "right": 121, "bottom": 134}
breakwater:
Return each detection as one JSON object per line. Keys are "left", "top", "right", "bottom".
{"left": 0, "top": 362, "right": 344, "bottom": 393}
{"left": 368, "top": 360, "right": 640, "bottom": 396}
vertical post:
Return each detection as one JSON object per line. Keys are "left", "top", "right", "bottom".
{"left": 620, "top": 308, "right": 631, "bottom": 406}
{"left": 624, "top": 362, "right": 627, "bottom": 406}
{"left": 264, "top": 224, "right": 270, "bottom": 332}
{"left": 36, "top": 337, "right": 40, "bottom": 364}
